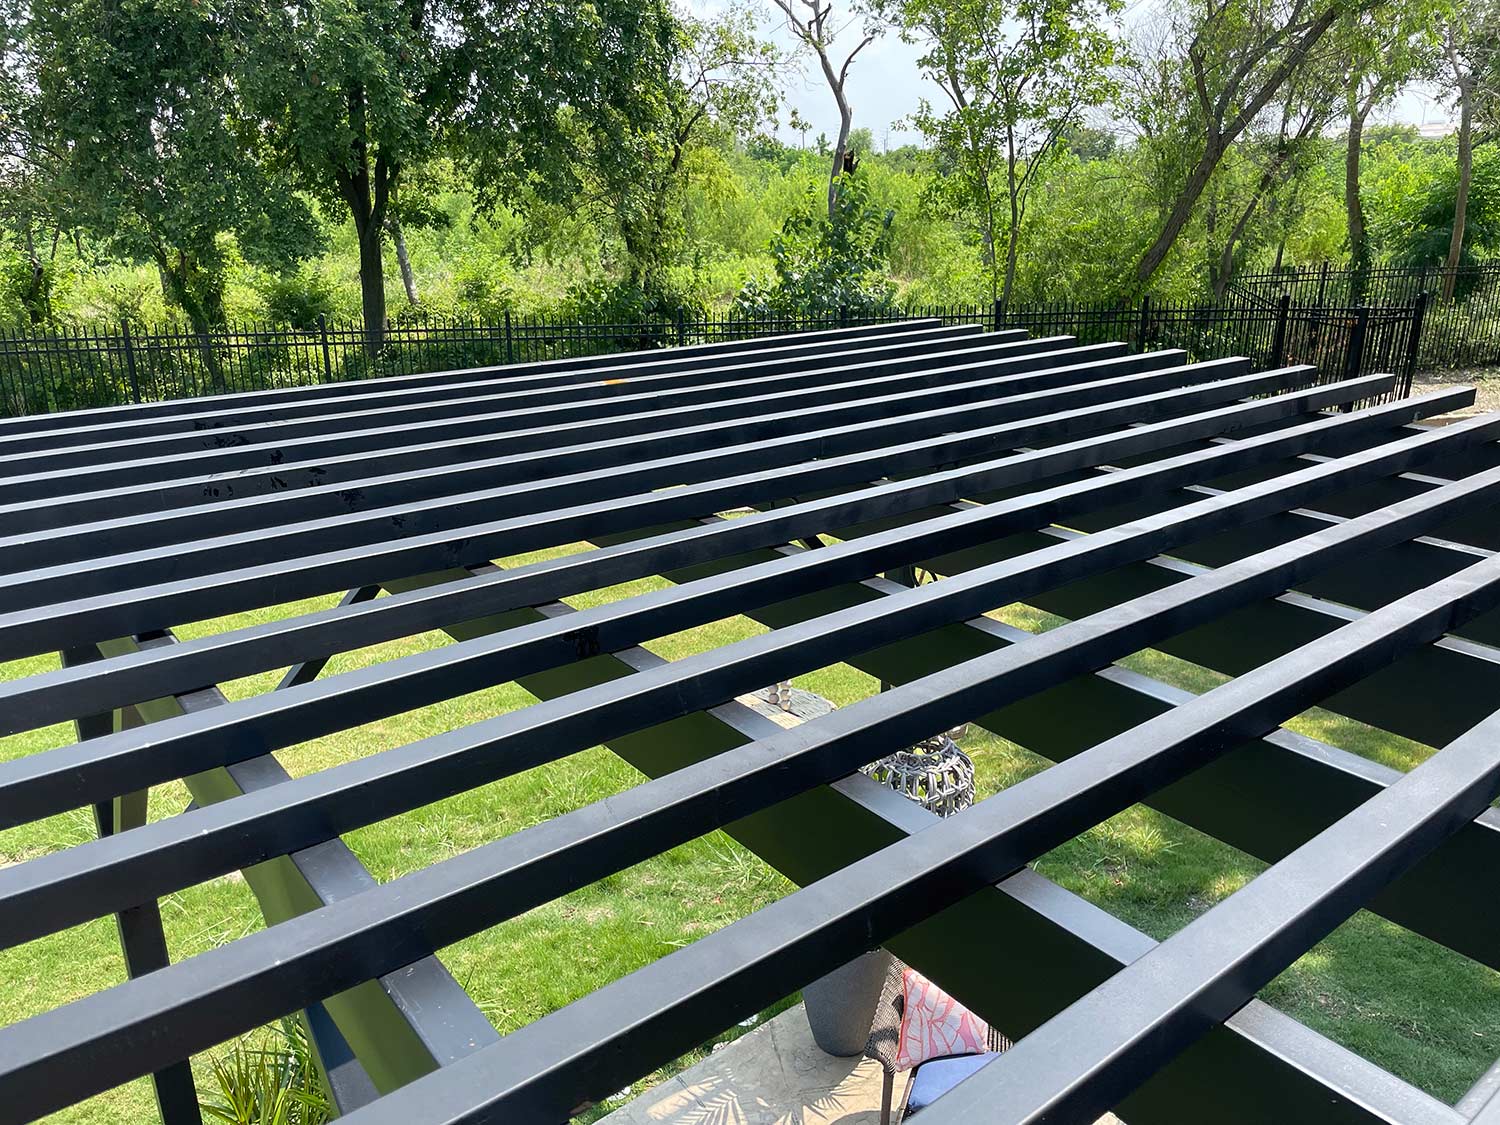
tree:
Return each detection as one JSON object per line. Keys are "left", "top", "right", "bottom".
{"left": 896, "top": 0, "right": 1118, "bottom": 302}
{"left": 238, "top": 0, "right": 678, "bottom": 352}
{"left": 790, "top": 106, "right": 813, "bottom": 148}
{"left": 734, "top": 167, "right": 896, "bottom": 317}
{"left": 1128, "top": 0, "right": 1355, "bottom": 288}
{"left": 1340, "top": 9, "right": 1436, "bottom": 286}
{"left": 769, "top": 0, "right": 882, "bottom": 221}
{"left": 0, "top": 0, "right": 59, "bottom": 325}
{"left": 1206, "top": 65, "right": 1337, "bottom": 295}
{"left": 604, "top": 4, "right": 781, "bottom": 297}
{"left": 1438, "top": 0, "right": 1500, "bottom": 299}
{"left": 13, "top": 0, "right": 319, "bottom": 371}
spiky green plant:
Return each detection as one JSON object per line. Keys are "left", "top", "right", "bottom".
{"left": 200, "top": 1017, "right": 331, "bottom": 1125}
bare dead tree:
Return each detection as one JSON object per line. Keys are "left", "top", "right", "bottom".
{"left": 770, "top": 0, "right": 879, "bottom": 220}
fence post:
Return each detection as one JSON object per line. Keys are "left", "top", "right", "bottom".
{"left": 992, "top": 298, "right": 1004, "bottom": 332}
{"left": 120, "top": 320, "right": 141, "bottom": 404}
{"left": 317, "top": 314, "right": 333, "bottom": 382}
{"left": 1401, "top": 291, "right": 1429, "bottom": 400}
{"left": 1136, "top": 294, "right": 1152, "bottom": 350}
{"left": 504, "top": 310, "right": 514, "bottom": 365}
{"left": 1271, "top": 293, "right": 1291, "bottom": 367}
{"left": 675, "top": 307, "right": 686, "bottom": 348}
{"left": 839, "top": 304, "right": 849, "bottom": 329}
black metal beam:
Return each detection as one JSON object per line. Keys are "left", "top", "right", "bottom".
{"left": 0, "top": 359, "right": 1313, "bottom": 659}
{"left": 0, "top": 319, "right": 959, "bottom": 438}
{"left": 4, "top": 323, "right": 1496, "bottom": 1125}
{"left": 0, "top": 339, "right": 1128, "bottom": 558}
{"left": 2, "top": 453, "right": 1496, "bottom": 1121}
{"left": 0, "top": 327, "right": 1018, "bottom": 470}
{"left": 924, "top": 699, "right": 1500, "bottom": 1124}
{"left": 0, "top": 330, "right": 1037, "bottom": 513}
{"left": 88, "top": 630, "right": 501, "bottom": 1103}
{"left": 300, "top": 548, "right": 1500, "bottom": 1125}
{"left": 0, "top": 347, "right": 1209, "bottom": 595}
{"left": 397, "top": 568, "right": 1476, "bottom": 1125}
{"left": 0, "top": 375, "right": 1409, "bottom": 728}
{"left": 57, "top": 646, "right": 203, "bottom": 1125}
{"left": 8, "top": 395, "right": 1487, "bottom": 932}
{"left": 0, "top": 381, "right": 1430, "bottom": 824}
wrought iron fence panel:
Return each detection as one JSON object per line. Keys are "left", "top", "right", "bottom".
{"left": 0, "top": 294, "right": 1431, "bottom": 417}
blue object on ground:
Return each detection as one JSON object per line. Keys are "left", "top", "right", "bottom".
{"left": 906, "top": 1051, "right": 1001, "bottom": 1114}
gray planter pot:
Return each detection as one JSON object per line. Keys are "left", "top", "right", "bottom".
{"left": 802, "top": 949, "right": 893, "bottom": 1056}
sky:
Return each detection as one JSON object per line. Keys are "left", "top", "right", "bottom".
{"left": 741, "top": 2, "right": 1459, "bottom": 152}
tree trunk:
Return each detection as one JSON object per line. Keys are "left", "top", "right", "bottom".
{"left": 808, "top": 38, "right": 856, "bottom": 224}
{"left": 1346, "top": 101, "right": 1371, "bottom": 302}
{"left": 980, "top": 204, "right": 998, "bottom": 303}
{"left": 1133, "top": 5, "right": 1339, "bottom": 289}
{"left": 21, "top": 225, "right": 47, "bottom": 325}
{"left": 1216, "top": 190, "right": 1264, "bottom": 298}
{"left": 158, "top": 253, "right": 228, "bottom": 391}
{"left": 339, "top": 86, "right": 392, "bottom": 355}
{"left": 828, "top": 99, "right": 852, "bottom": 222}
{"left": 1206, "top": 181, "right": 1221, "bottom": 296}
{"left": 1345, "top": 109, "right": 1368, "bottom": 271}
{"left": 1443, "top": 87, "right": 1473, "bottom": 301}
{"left": 386, "top": 217, "right": 419, "bottom": 307}
{"left": 1135, "top": 140, "right": 1224, "bottom": 286}
{"left": 353, "top": 211, "right": 387, "bottom": 355}
{"left": 1002, "top": 155, "right": 1021, "bottom": 305}
{"left": 1217, "top": 147, "right": 1295, "bottom": 299}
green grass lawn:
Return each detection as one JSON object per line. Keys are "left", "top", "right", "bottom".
{"left": 3, "top": 548, "right": 1497, "bottom": 1122}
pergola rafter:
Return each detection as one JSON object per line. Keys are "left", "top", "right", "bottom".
{"left": 2, "top": 320, "right": 1498, "bottom": 1125}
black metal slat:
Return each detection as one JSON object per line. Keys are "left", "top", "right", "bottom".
{"left": 0, "top": 352, "right": 1206, "bottom": 600}
{"left": 2, "top": 321, "right": 1496, "bottom": 1125}
{"left": 256, "top": 547, "right": 1500, "bottom": 1125}
{"left": 0, "top": 357, "right": 1289, "bottom": 656}
{"left": 0, "top": 325, "right": 1007, "bottom": 466}
{"left": 7, "top": 402, "right": 1490, "bottom": 930}
{"left": 0, "top": 333, "right": 1048, "bottom": 515}
{"left": 0, "top": 319, "right": 955, "bottom": 436}
{"left": 0, "top": 377, "right": 1433, "bottom": 732}
{"left": 0, "top": 377, "right": 1413, "bottom": 757}
{"left": 2, "top": 451, "right": 1498, "bottom": 1120}
{"left": 925, "top": 699, "right": 1500, "bottom": 1124}
{"left": 0, "top": 337, "right": 1104, "bottom": 545}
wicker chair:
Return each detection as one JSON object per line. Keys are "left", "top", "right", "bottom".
{"left": 864, "top": 957, "right": 1010, "bottom": 1125}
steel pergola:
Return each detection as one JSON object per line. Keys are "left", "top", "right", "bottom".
{"left": 2, "top": 319, "right": 1499, "bottom": 1125}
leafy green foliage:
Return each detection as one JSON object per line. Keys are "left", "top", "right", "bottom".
{"left": 895, "top": 0, "right": 1119, "bottom": 301}
{"left": 733, "top": 169, "right": 896, "bottom": 318}
{"left": 0, "top": 0, "right": 1495, "bottom": 331}
{"left": 1387, "top": 143, "right": 1500, "bottom": 269}
{"left": 12, "top": 0, "right": 321, "bottom": 335}
{"left": 259, "top": 269, "right": 338, "bottom": 330}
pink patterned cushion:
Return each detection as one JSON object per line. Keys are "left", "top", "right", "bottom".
{"left": 894, "top": 968, "right": 990, "bottom": 1070}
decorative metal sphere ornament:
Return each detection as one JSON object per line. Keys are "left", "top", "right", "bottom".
{"left": 860, "top": 733, "right": 976, "bottom": 818}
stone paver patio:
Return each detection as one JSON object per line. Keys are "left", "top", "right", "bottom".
{"left": 600, "top": 1004, "right": 891, "bottom": 1124}
{"left": 600, "top": 1003, "right": 1127, "bottom": 1125}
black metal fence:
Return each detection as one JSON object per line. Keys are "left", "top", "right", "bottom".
{"left": 1233, "top": 262, "right": 1500, "bottom": 371}
{"left": 0, "top": 295, "right": 1426, "bottom": 418}
{"left": 997, "top": 293, "right": 1425, "bottom": 397}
